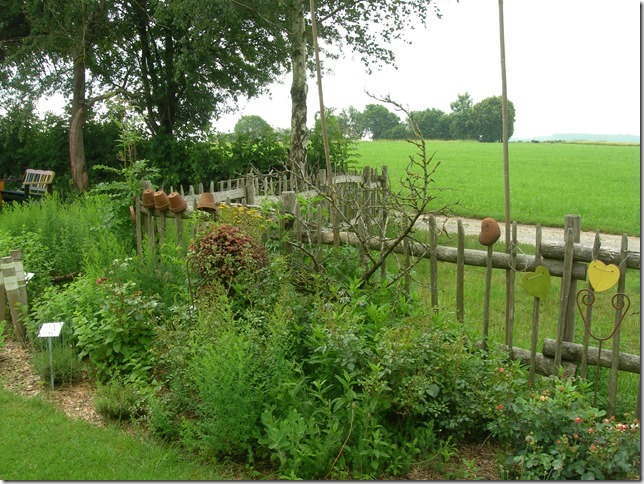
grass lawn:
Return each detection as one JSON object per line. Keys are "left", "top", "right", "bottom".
{"left": 0, "top": 386, "right": 245, "bottom": 480}
{"left": 354, "top": 140, "right": 640, "bottom": 236}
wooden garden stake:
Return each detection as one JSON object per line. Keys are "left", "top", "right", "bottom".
{"left": 482, "top": 244, "right": 493, "bottom": 348}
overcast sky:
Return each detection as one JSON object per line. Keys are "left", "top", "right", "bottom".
{"left": 216, "top": 0, "right": 641, "bottom": 139}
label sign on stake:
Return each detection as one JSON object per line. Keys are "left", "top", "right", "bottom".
{"left": 38, "top": 322, "right": 64, "bottom": 338}
{"left": 38, "top": 322, "right": 64, "bottom": 390}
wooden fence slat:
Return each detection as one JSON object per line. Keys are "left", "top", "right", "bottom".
{"left": 505, "top": 222, "right": 517, "bottom": 347}
{"left": 581, "top": 232, "right": 602, "bottom": 379}
{"left": 608, "top": 234, "right": 629, "bottom": 416}
{"left": 428, "top": 215, "right": 438, "bottom": 311}
{"left": 529, "top": 224, "right": 543, "bottom": 385}
{"left": 456, "top": 220, "right": 465, "bottom": 323}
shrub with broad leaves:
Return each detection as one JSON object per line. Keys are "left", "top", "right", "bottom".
{"left": 188, "top": 223, "right": 268, "bottom": 286}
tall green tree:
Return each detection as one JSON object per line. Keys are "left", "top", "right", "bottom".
{"left": 447, "top": 92, "right": 474, "bottom": 140}
{"left": 360, "top": 103, "right": 401, "bottom": 139}
{"left": 470, "top": 95, "right": 515, "bottom": 142}
{"left": 412, "top": 108, "right": 450, "bottom": 140}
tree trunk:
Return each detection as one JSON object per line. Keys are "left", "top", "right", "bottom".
{"left": 70, "top": 43, "right": 88, "bottom": 192}
{"left": 289, "top": 0, "right": 308, "bottom": 176}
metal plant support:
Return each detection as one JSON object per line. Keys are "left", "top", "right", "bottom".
{"left": 576, "top": 288, "right": 630, "bottom": 406}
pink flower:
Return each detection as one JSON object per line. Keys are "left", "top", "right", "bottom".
{"left": 497, "top": 404, "right": 504, "bottom": 411}
{"left": 588, "top": 427, "right": 594, "bottom": 433}
{"left": 575, "top": 417, "right": 582, "bottom": 423}
{"left": 590, "top": 444, "right": 596, "bottom": 451}
{"left": 498, "top": 368, "right": 504, "bottom": 373}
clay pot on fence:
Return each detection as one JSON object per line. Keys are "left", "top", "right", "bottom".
{"left": 142, "top": 188, "right": 156, "bottom": 209}
{"left": 168, "top": 191, "right": 187, "bottom": 214}
{"left": 478, "top": 217, "right": 501, "bottom": 246}
{"left": 154, "top": 189, "right": 170, "bottom": 212}
{"left": 197, "top": 192, "right": 217, "bottom": 213}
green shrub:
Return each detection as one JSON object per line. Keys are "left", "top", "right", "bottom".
{"left": 487, "top": 374, "right": 641, "bottom": 479}
{"left": 95, "top": 379, "right": 151, "bottom": 421}
{"left": 32, "top": 345, "right": 85, "bottom": 386}
{"left": 73, "top": 280, "right": 161, "bottom": 382}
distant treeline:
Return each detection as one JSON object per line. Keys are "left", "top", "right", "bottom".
{"left": 0, "top": 91, "right": 514, "bottom": 194}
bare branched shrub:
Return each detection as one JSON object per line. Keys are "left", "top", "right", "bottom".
{"left": 282, "top": 94, "right": 454, "bottom": 290}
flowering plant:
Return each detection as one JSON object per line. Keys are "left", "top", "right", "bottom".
{"left": 487, "top": 374, "right": 640, "bottom": 479}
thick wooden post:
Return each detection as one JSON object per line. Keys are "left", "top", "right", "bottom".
{"left": 10, "top": 249, "right": 28, "bottom": 313}
{"left": 1, "top": 257, "right": 27, "bottom": 344}
{"left": 0, "top": 259, "right": 5, "bottom": 327}
{"left": 555, "top": 227, "right": 575, "bottom": 366}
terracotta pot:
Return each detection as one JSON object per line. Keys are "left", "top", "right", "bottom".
{"left": 142, "top": 188, "right": 155, "bottom": 209}
{"left": 168, "top": 191, "right": 187, "bottom": 213}
{"left": 154, "top": 189, "right": 169, "bottom": 212}
{"left": 197, "top": 192, "right": 217, "bottom": 212}
{"left": 478, "top": 217, "right": 501, "bottom": 246}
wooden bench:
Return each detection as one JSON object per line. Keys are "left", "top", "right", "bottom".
{"left": 0, "top": 169, "right": 55, "bottom": 203}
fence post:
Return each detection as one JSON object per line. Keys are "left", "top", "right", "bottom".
{"left": 563, "top": 214, "right": 581, "bottom": 341}
{"left": 245, "top": 173, "right": 256, "bottom": 205}
{"left": 1, "top": 256, "right": 27, "bottom": 344}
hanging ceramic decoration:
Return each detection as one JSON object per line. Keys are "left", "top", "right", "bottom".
{"left": 587, "top": 260, "right": 620, "bottom": 292}
{"left": 478, "top": 218, "right": 501, "bottom": 246}
{"left": 521, "top": 265, "right": 551, "bottom": 298}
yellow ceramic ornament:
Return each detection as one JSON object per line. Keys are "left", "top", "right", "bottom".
{"left": 587, "top": 260, "right": 620, "bottom": 292}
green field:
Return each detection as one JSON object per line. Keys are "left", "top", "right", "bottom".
{"left": 354, "top": 140, "right": 640, "bottom": 236}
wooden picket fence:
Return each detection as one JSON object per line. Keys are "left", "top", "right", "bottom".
{"left": 135, "top": 167, "right": 641, "bottom": 418}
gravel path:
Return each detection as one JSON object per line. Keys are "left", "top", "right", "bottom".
{"left": 424, "top": 216, "right": 640, "bottom": 253}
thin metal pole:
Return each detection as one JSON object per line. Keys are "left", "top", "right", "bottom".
{"left": 48, "top": 337, "right": 54, "bottom": 390}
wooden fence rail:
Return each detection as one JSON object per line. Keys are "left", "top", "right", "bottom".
{"left": 136, "top": 167, "right": 640, "bottom": 418}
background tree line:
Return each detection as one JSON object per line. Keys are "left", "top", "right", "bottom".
{"left": 340, "top": 92, "right": 515, "bottom": 142}
{"left": 0, "top": 89, "right": 514, "bottom": 196}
